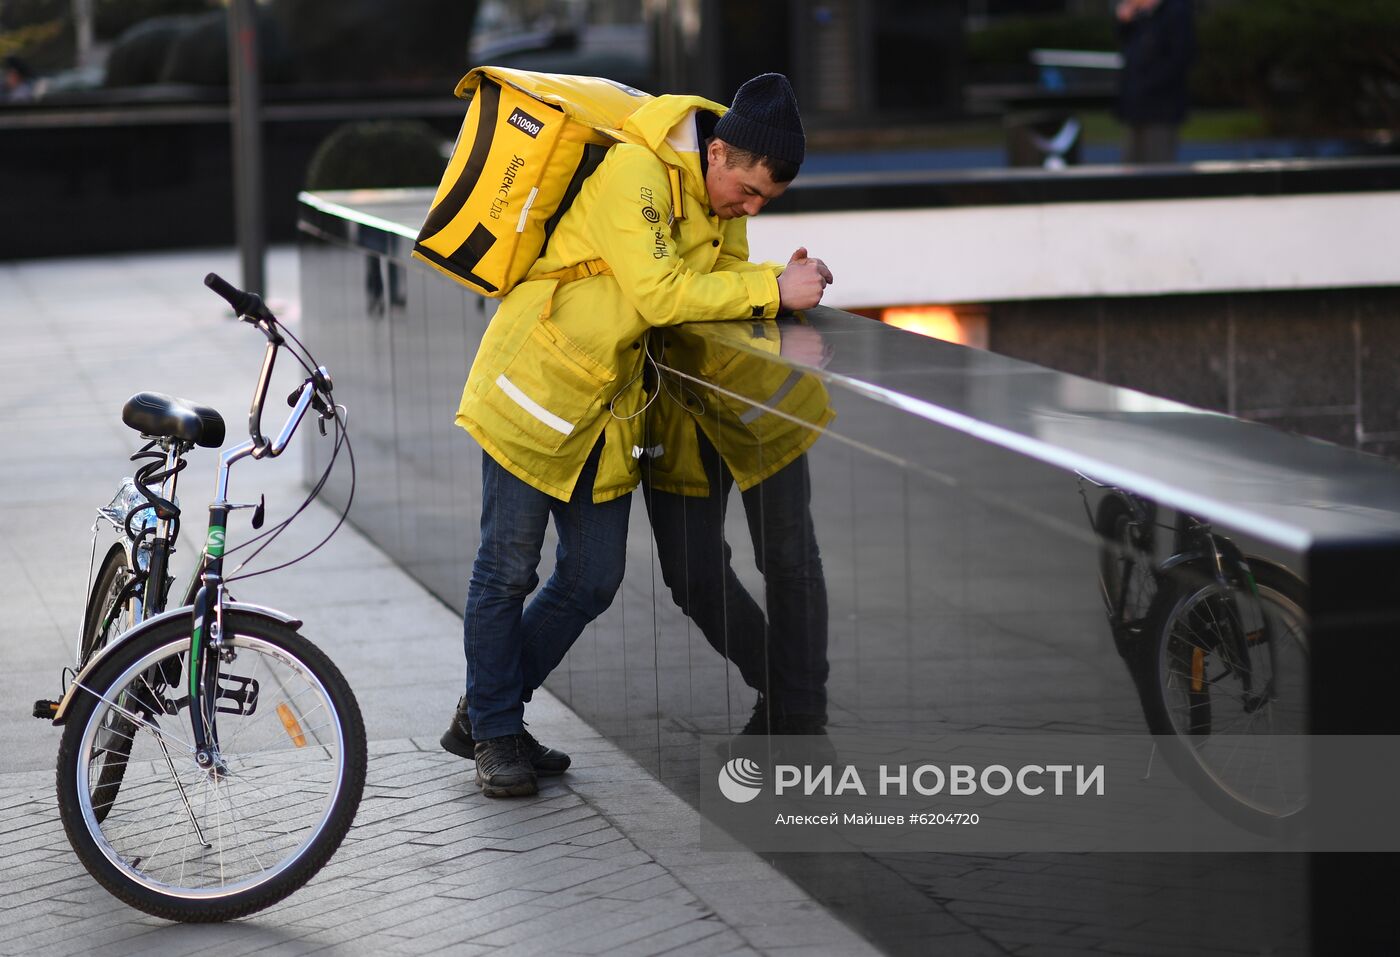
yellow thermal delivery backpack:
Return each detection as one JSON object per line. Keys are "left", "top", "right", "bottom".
{"left": 413, "top": 66, "right": 684, "bottom": 297}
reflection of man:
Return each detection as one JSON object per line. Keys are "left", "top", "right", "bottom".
{"left": 644, "top": 318, "right": 835, "bottom": 735}
{"left": 1115, "top": 0, "right": 1195, "bottom": 163}
{"left": 443, "top": 74, "right": 833, "bottom": 798}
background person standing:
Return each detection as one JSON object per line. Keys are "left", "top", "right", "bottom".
{"left": 1, "top": 56, "right": 36, "bottom": 102}
{"left": 1116, "top": 0, "right": 1196, "bottom": 163}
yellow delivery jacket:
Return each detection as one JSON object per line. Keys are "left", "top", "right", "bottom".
{"left": 644, "top": 320, "right": 835, "bottom": 497}
{"left": 455, "top": 93, "right": 784, "bottom": 503}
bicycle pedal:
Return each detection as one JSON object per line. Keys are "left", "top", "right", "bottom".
{"left": 32, "top": 699, "right": 60, "bottom": 720}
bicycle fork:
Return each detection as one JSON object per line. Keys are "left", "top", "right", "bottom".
{"left": 187, "top": 433, "right": 267, "bottom": 771}
{"left": 188, "top": 505, "right": 229, "bottom": 773}
{"left": 1202, "top": 529, "right": 1273, "bottom": 712}
{"left": 186, "top": 365, "right": 323, "bottom": 771}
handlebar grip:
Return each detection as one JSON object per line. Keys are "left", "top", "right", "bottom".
{"left": 204, "top": 272, "right": 272, "bottom": 321}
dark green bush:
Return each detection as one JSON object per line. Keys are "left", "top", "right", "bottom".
{"left": 966, "top": 14, "right": 1116, "bottom": 82}
{"left": 1194, "top": 0, "right": 1400, "bottom": 134}
{"left": 304, "top": 120, "right": 448, "bottom": 190}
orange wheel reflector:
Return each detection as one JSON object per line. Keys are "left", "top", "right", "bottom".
{"left": 277, "top": 702, "right": 307, "bottom": 748}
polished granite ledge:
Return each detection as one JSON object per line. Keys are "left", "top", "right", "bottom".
{"left": 300, "top": 153, "right": 1400, "bottom": 233}
{"left": 769, "top": 155, "right": 1400, "bottom": 213}
{"left": 667, "top": 315, "right": 1400, "bottom": 554}
{"left": 298, "top": 189, "right": 1400, "bottom": 554}
{"left": 299, "top": 191, "right": 1400, "bottom": 952}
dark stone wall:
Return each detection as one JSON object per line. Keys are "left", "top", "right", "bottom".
{"left": 0, "top": 107, "right": 463, "bottom": 260}
{"left": 988, "top": 287, "right": 1400, "bottom": 460}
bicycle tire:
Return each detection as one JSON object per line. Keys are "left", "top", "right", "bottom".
{"left": 79, "top": 545, "right": 140, "bottom": 824}
{"left": 81, "top": 545, "right": 137, "bottom": 665}
{"left": 56, "top": 612, "right": 366, "bottom": 922}
{"left": 1142, "top": 559, "right": 1309, "bottom": 834}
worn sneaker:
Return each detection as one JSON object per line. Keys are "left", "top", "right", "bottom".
{"left": 739, "top": 695, "right": 827, "bottom": 735}
{"left": 739, "top": 695, "right": 771, "bottom": 735}
{"left": 474, "top": 734, "right": 538, "bottom": 798}
{"left": 722, "top": 696, "right": 835, "bottom": 766}
{"left": 520, "top": 727, "right": 571, "bottom": 776}
{"left": 440, "top": 695, "right": 477, "bottom": 758}
{"left": 442, "top": 696, "right": 571, "bottom": 776}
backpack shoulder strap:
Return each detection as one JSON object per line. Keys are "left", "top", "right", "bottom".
{"left": 534, "top": 259, "right": 613, "bottom": 287}
{"left": 532, "top": 156, "right": 686, "bottom": 290}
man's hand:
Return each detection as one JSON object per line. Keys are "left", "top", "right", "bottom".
{"left": 778, "top": 322, "right": 833, "bottom": 368}
{"left": 778, "top": 246, "right": 834, "bottom": 311}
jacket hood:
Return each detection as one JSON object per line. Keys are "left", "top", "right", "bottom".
{"left": 623, "top": 93, "right": 727, "bottom": 192}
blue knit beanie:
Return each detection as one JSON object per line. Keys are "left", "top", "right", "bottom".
{"left": 714, "top": 73, "right": 805, "bottom": 167}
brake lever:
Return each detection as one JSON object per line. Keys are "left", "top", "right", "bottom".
{"left": 227, "top": 494, "right": 266, "bottom": 529}
{"left": 309, "top": 391, "right": 333, "bottom": 436}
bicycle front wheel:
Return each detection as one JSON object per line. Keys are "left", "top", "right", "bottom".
{"left": 1093, "top": 492, "right": 1158, "bottom": 655}
{"left": 56, "top": 612, "right": 366, "bottom": 922}
{"left": 1092, "top": 492, "right": 1159, "bottom": 635}
{"left": 1146, "top": 560, "right": 1308, "bottom": 833}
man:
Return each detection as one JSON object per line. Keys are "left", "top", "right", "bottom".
{"left": 443, "top": 73, "right": 834, "bottom": 797}
{"left": 643, "top": 320, "right": 834, "bottom": 740}
{"left": 1116, "top": 0, "right": 1195, "bottom": 164}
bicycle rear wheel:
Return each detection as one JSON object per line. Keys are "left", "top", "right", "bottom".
{"left": 81, "top": 545, "right": 137, "bottom": 665}
{"left": 56, "top": 612, "right": 366, "bottom": 922}
{"left": 79, "top": 545, "right": 140, "bottom": 823}
{"left": 1145, "top": 560, "right": 1308, "bottom": 833}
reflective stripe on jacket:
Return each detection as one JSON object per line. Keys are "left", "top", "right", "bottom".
{"left": 455, "top": 93, "right": 783, "bottom": 502}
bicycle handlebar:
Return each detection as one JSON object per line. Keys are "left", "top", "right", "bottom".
{"left": 204, "top": 272, "right": 273, "bottom": 323}
{"left": 204, "top": 272, "right": 332, "bottom": 459}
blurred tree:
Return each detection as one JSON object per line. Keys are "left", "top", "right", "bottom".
{"left": 272, "top": 0, "right": 477, "bottom": 85}
{"left": 0, "top": 0, "right": 72, "bottom": 71}
{"left": 104, "top": 8, "right": 292, "bottom": 87}
{"left": 158, "top": 9, "right": 294, "bottom": 85}
{"left": 94, "top": 0, "right": 216, "bottom": 40}
{"left": 103, "top": 15, "right": 193, "bottom": 86}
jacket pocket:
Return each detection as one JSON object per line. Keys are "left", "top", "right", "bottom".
{"left": 482, "top": 318, "right": 616, "bottom": 452}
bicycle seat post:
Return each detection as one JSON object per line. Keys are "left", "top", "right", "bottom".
{"left": 155, "top": 439, "right": 185, "bottom": 540}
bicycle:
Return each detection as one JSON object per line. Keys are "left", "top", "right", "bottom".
{"left": 1080, "top": 475, "right": 1309, "bottom": 835}
{"left": 33, "top": 274, "right": 366, "bottom": 922}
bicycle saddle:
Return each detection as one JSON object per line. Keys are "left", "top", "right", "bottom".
{"left": 122, "top": 392, "right": 226, "bottom": 448}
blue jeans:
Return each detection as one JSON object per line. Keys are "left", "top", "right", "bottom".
{"left": 643, "top": 427, "right": 829, "bottom": 718}
{"left": 464, "top": 441, "right": 630, "bottom": 740}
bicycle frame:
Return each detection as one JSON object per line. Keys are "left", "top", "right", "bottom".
{"left": 193, "top": 318, "right": 329, "bottom": 765}
{"left": 82, "top": 439, "right": 187, "bottom": 661}
{"left": 59, "top": 312, "right": 330, "bottom": 757}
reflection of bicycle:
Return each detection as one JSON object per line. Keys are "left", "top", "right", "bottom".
{"left": 1080, "top": 476, "right": 1309, "bottom": 834}
{"left": 34, "top": 274, "right": 366, "bottom": 922}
